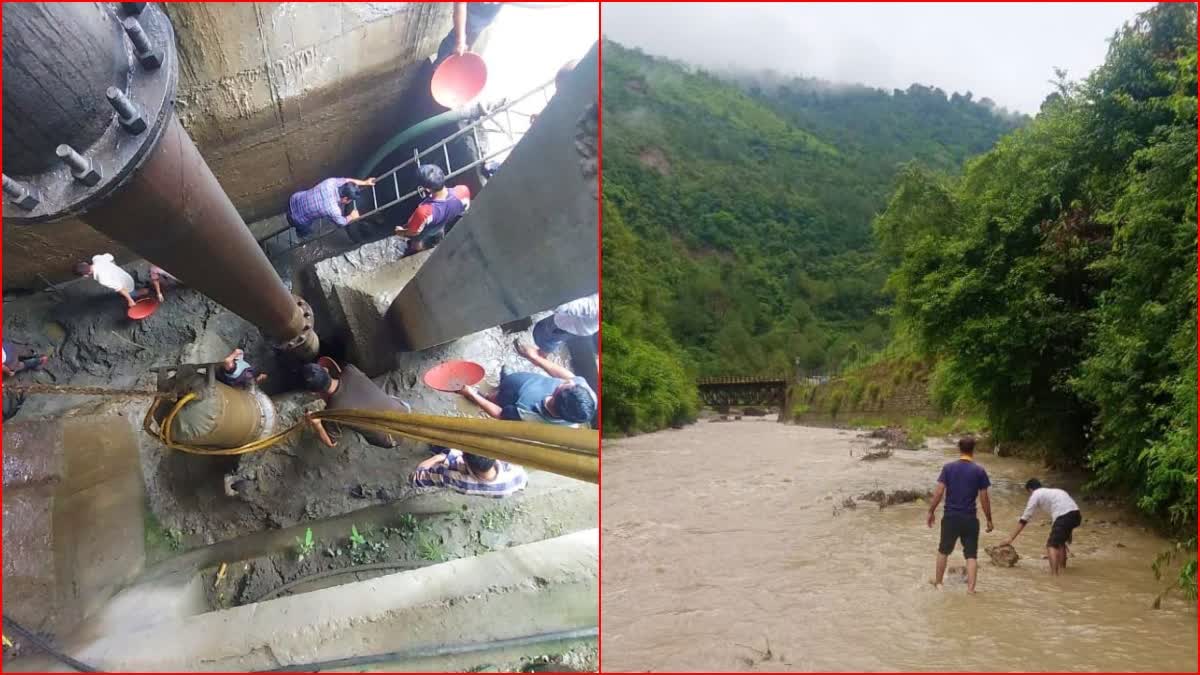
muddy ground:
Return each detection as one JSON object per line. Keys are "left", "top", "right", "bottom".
{"left": 3, "top": 254, "right": 592, "bottom": 550}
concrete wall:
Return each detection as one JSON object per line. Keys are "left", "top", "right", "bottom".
{"left": 781, "top": 360, "right": 937, "bottom": 426}
{"left": 3, "top": 2, "right": 450, "bottom": 289}
{"left": 8, "top": 530, "right": 598, "bottom": 672}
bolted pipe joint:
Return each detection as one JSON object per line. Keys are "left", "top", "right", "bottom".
{"left": 275, "top": 296, "right": 319, "bottom": 360}
{"left": 2, "top": 174, "right": 41, "bottom": 210}
{"left": 56, "top": 145, "right": 102, "bottom": 187}
{"left": 122, "top": 17, "right": 161, "bottom": 70}
{"left": 106, "top": 87, "right": 146, "bottom": 134}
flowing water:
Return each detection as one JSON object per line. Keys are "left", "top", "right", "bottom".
{"left": 602, "top": 418, "right": 1197, "bottom": 672}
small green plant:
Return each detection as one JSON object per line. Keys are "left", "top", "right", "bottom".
{"left": 417, "top": 530, "right": 446, "bottom": 562}
{"left": 295, "top": 527, "right": 315, "bottom": 562}
{"left": 345, "top": 523, "right": 392, "bottom": 565}
{"left": 165, "top": 528, "right": 184, "bottom": 551}
{"left": 397, "top": 514, "right": 419, "bottom": 536}
{"left": 480, "top": 508, "right": 511, "bottom": 531}
{"left": 1152, "top": 538, "right": 1198, "bottom": 608}
{"left": 349, "top": 524, "right": 366, "bottom": 548}
{"left": 866, "top": 382, "right": 881, "bottom": 405}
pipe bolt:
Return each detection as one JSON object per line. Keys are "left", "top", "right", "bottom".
{"left": 3, "top": 174, "right": 41, "bottom": 210}
{"left": 56, "top": 145, "right": 102, "bottom": 187}
{"left": 122, "top": 17, "right": 162, "bottom": 70}
{"left": 106, "top": 87, "right": 147, "bottom": 134}
{"left": 121, "top": 2, "right": 147, "bottom": 15}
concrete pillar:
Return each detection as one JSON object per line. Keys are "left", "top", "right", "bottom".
{"left": 386, "top": 44, "right": 599, "bottom": 351}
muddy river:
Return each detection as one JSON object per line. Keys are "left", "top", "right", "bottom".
{"left": 601, "top": 418, "right": 1197, "bottom": 672}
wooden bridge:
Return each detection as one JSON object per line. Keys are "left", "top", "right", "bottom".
{"left": 696, "top": 375, "right": 788, "bottom": 407}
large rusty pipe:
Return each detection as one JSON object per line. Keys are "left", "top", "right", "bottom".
{"left": 2, "top": 3, "right": 318, "bottom": 359}
{"left": 82, "top": 114, "right": 317, "bottom": 356}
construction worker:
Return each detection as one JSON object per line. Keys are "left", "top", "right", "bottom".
{"left": 410, "top": 445, "right": 528, "bottom": 498}
{"left": 2, "top": 342, "right": 48, "bottom": 378}
{"left": 74, "top": 253, "right": 138, "bottom": 308}
{"left": 215, "top": 348, "right": 267, "bottom": 389}
{"left": 460, "top": 341, "right": 596, "bottom": 427}
{"left": 436, "top": 2, "right": 503, "bottom": 63}
{"left": 532, "top": 293, "right": 599, "bottom": 359}
{"left": 300, "top": 360, "right": 408, "bottom": 449}
{"left": 395, "top": 165, "right": 471, "bottom": 255}
{"left": 149, "top": 265, "right": 179, "bottom": 303}
{"left": 286, "top": 176, "right": 376, "bottom": 238}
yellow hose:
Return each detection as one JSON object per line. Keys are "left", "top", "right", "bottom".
{"left": 142, "top": 395, "right": 599, "bottom": 483}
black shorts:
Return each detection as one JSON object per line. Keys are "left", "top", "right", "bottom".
{"left": 938, "top": 513, "right": 980, "bottom": 559}
{"left": 1047, "top": 510, "right": 1082, "bottom": 548}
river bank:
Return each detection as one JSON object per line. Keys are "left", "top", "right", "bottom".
{"left": 601, "top": 417, "right": 1198, "bottom": 672}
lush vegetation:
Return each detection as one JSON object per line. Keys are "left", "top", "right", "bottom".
{"left": 601, "top": 41, "right": 1022, "bottom": 433}
{"left": 874, "top": 4, "right": 1196, "bottom": 592}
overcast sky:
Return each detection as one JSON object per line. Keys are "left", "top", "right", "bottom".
{"left": 602, "top": 3, "right": 1155, "bottom": 114}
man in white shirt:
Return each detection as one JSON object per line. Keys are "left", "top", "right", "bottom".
{"left": 532, "top": 293, "right": 599, "bottom": 359}
{"left": 1001, "top": 479, "right": 1082, "bottom": 575}
{"left": 74, "top": 254, "right": 138, "bottom": 308}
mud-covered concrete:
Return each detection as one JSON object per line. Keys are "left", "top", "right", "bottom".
{"left": 4, "top": 2, "right": 451, "bottom": 289}
{"left": 2, "top": 256, "right": 591, "bottom": 547}
{"left": 208, "top": 471, "right": 597, "bottom": 609}
{"left": 7, "top": 531, "right": 599, "bottom": 673}
{"left": 301, "top": 238, "right": 432, "bottom": 376}
{"left": 3, "top": 416, "right": 146, "bottom": 638}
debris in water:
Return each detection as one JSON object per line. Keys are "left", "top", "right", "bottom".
{"left": 857, "top": 426, "right": 923, "bottom": 450}
{"left": 857, "top": 488, "right": 930, "bottom": 508}
{"left": 858, "top": 448, "right": 894, "bottom": 461}
{"left": 985, "top": 544, "right": 1020, "bottom": 567}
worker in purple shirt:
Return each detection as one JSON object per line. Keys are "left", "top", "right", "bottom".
{"left": 925, "top": 437, "right": 994, "bottom": 593}
{"left": 287, "top": 176, "right": 376, "bottom": 238}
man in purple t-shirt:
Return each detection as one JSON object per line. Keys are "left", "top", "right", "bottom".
{"left": 925, "top": 437, "right": 994, "bottom": 593}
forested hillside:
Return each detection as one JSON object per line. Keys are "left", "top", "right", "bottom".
{"left": 874, "top": 2, "right": 1197, "bottom": 562}
{"left": 601, "top": 40, "right": 1023, "bottom": 433}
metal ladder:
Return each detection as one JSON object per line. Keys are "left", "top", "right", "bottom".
{"left": 263, "top": 76, "right": 557, "bottom": 259}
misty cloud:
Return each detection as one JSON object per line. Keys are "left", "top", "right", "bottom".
{"left": 602, "top": 2, "right": 1156, "bottom": 114}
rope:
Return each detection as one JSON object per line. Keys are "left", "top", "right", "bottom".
{"left": 3, "top": 383, "right": 160, "bottom": 398}
{"left": 143, "top": 395, "right": 599, "bottom": 483}
{"left": 2, "top": 615, "right": 98, "bottom": 672}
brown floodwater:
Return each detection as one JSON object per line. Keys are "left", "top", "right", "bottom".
{"left": 601, "top": 418, "right": 1198, "bottom": 672}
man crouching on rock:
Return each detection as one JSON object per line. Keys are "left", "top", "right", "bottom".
{"left": 926, "top": 437, "right": 994, "bottom": 593}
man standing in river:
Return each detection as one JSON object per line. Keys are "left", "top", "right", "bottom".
{"left": 1000, "top": 478, "right": 1082, "bottom": 576}
{"left": 926, "top": 437, "right": 994, "bottom": 593}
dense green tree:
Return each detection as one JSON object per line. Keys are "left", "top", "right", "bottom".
{"left": 875, "top": 4, "right": 1197, "bottom": 549}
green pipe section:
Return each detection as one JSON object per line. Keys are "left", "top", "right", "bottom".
{"left": 357, "top": 108, "right": 474, "bottom": 178}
